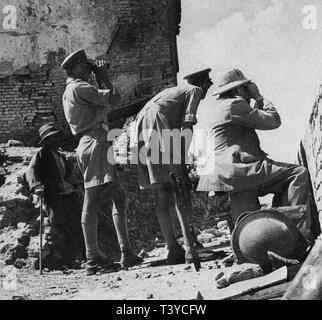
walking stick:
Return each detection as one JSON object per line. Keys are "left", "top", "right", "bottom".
{"left": 39, "top": 196, "right": 43, "bottom": 275}
{"left": 169, "top": 172, "right": 201, "bottom": 271}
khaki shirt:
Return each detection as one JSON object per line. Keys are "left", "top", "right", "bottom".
{"left": 130, "top": 84, "right": 203, "bottom": 149}
{"left": 150, "top": 84, "right": 204, "bottom": 128}
{"left": 62, "top": 78, "right": 112, "bottom": 135}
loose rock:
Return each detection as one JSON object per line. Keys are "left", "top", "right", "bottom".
{"left": 7, "top": 140, "right": 24, "bottom": 147}
{"left": 13, "top": 258, "right": 27, "bottom": 269}
{"left": 12, "top": 243, "right": 28, "bottom": 259}
{"left": 215, "top": 264, "right": 263, "bottom": 289}
{"left": 17, "top": 231, "right": 30, "bottom": 247}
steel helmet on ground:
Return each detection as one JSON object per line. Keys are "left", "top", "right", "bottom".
{"left": 231, "top": 209, "right": 309, "bottom": 270}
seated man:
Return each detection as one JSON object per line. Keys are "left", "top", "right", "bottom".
{"left": 197, "top": 68, "right": 313, "bottom": 243}
{"left": 25, "top": 123, "right": 85, "bottom": 269}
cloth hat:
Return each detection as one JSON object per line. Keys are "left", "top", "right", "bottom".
{"left": 36, "top": 123, "right": 61, "bottom": 145}
{"left": 183, "top": 68, "right": 212, "bottom": 83}
{"left": 212, "top": 68, "right": 251, "bottom": 96}
{"left": 61, "top": 49, "right": 89, "bottom": 70}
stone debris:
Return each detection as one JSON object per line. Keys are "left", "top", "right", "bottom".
{"left": 138, "top": 249, "right": 149, "bottom": 258}
{"left": 0, "top": 143, "right": 239, "bottom": 302}
{"left": 215, "top": 263, "right": 264, "bottom": 289}
{"left": 215, "top": 271, "right": 225, "bottom": 281}
{"left": 6, "top": 155, "right": 24, "bottom": 163}
{"left": 221, "top": 253, "right": 236, "bottom": 267}
{"left": 13, "top": 258, "right": 27, "bottom": 269}
{"left": 217, "top": 220, "right": 229, "bottom": 230}
{"left": 17, "top": 231, "right": 31, "bottom": 247}
{"left": 196, "top": 291, "right": 204, "bottom": 300}
{"left": 12, "top": 295, "right": 28, "bottom": 300}
{"left": 212, "top": 236, "right": 231, "bottom": 247}
{"left": 63, "top": 269, "right": 73, "bottom": 275}
{"left": 197, "top": 232, "right": 215, "bottom": 244}
{"left": 7, "top": 140, "right": 24, "bottom": 147}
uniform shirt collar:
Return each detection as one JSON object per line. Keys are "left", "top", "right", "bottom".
{"left": 66, "top": 77, "right": 82, "bottom": 85}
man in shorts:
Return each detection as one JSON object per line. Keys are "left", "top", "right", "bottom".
{"left": 61, "top": 50, "right": 142, "bottom": 275}
{"left": 130, "top": 69, "right": 213, "bottom": 264}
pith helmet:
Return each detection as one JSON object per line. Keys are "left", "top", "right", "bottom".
{"left": 212, "top": 68, "right": 251, "bottom": 96}
{"left": 231, "top": 209, "right": 309, "bottom": 269}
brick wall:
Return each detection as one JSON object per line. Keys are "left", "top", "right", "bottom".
{"left": 0, "top": 0, "right": 181, "bottom": 144}
{"left": 0, "top": 0, "right": 192, "bottom": 252}
{"left": 0, "top": 1, "right": 223, "bottom": 250}
{"left": 0, "top": 54, "right": 67, "bottom": 143}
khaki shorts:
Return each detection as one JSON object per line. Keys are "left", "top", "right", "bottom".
{"left": 76, "top": 128, "right": 116, "bottom": 189}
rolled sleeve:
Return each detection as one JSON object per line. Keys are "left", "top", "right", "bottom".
{"left": 231, "top": 98, "right": 281, "bottom": 130}
{"left": 76, "top": 82, "right": 111, "bottom": 107}
{"left": 183, "top": 87, "right": 203, "bottom": 125}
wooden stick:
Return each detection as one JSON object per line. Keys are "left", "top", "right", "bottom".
{"left": 39, "top": 197, "right": 43, "bottom": 275}
{"left": 169, "top": 172, "right": 201, "bottom": 271}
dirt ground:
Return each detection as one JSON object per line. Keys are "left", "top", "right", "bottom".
{"left": 0, "top": 245, "right": 240, "bottom": 301}
{"left": 0, "top": 147, "right": 279, "bottom": 301}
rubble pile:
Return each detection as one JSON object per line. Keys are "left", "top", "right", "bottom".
{"left": 0, "top": 142, "right": 226, "bottom": 271}
{"left": 0, "top": 144, "right": 123, "bottom": 269}
{"left": 196, "top": 221, "right": 231, "bottom": 246}
{"left": 0, "top": 145, "right": 39, "bottom": 227}
{"left": 0, "top": 144, "right": 43, "bottom": 269}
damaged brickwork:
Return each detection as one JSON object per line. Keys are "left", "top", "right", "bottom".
{"left": 0, "top": 0, "right": 181, "bottom": 144}
{"left": 0, "top": 1, "right": 230, "bottom": 269}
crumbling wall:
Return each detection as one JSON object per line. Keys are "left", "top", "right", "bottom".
{"left": 301, "top": 82, "right": 322, "bottom": 227}
{"left": 0, "top": 0, "right": 180, "bottom": 143}
{"left": 0, "top": 1, "right": 226, "bottom": 267}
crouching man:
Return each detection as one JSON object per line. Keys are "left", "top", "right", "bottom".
{"left": 25, "top": 123, "right": 85, "bottom": 269}
{"left": 197, "top": 68, "right": 314, "bottom": 243}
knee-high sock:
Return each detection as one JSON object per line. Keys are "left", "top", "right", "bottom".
{"left": 111, "top": 187, "right": 131, "bottom": 252}
{"left": 155, "top": 189, "right": 179, "bottom": 249}
{"left": 81, "top": 187, "right": 100, "bottom": 259}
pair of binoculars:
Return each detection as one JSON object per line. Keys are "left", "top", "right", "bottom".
{"left": 89, "top": 61, "right": 110, "bottom": 73}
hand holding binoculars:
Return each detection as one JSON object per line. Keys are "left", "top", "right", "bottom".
{"left": 245, "top": 81, "right": 263, "bottom": 102}
{"left": 91, "top": 60, "right": 109, "bottom": 73}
